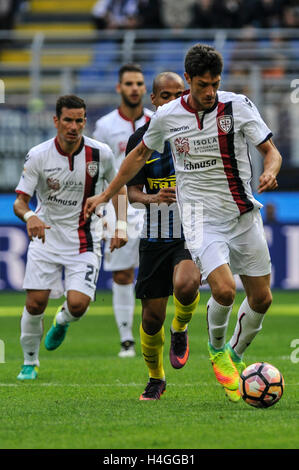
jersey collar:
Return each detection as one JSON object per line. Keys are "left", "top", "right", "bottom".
{"left": 118, "top": 107, "right": 146, "bottom": 122}
{"left": 118, "top": 108, "right": 150, "bottom": 132}
{"left": 54, "top": 136, "right": 85, "bottom": 157}
{"left": 180, "top": 90, "right": 219, "bottom": 114}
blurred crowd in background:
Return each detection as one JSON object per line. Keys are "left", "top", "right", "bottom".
{"left": 91, "top": 0, "right": 299, "bottom": 30}
{"left": 1, "top": 0, "right": 299, "bottom": 32}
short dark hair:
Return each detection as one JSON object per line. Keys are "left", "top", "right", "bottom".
{"left": 185, "top": 44, "right": 223, "bottom": 79}
{"left": 56, "top": 94, "right": 86, "bottom": 119}
{"left": 118, "top": 63, "right": 143, "bottom": 82}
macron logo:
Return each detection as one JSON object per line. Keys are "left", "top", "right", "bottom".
{"left": 170, "top": 125, "right": 190, "bottom": 132}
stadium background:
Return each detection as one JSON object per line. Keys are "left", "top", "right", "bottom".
{"left": 0, "top": 0, "right": 299, "bottom": 292}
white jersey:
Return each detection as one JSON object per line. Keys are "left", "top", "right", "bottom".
{"left": 16, "top": 136, "right": 117, "bottom": 256}
{"left": 143, "top": 90, "right": 272, "bottom": 224}
{"left": 93, "top": 107, "right": 153, "bottom": 170}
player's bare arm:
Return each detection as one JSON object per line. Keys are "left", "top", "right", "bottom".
{"left": 84, "top": 141, "right": 153, "bottom": 219}
{"left": 257, "top": 138, "right": 282, "bottom": 194}
{"left": 13, "top": 193, "right": 51, "bottom": 243}
{"left": 110, "top": 186, "right": 128, "bottom": 252}
{"left": 128, "top": 184, "right": 177, "bottom": 206}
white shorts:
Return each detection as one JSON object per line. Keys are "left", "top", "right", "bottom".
{"left": 103, "top": 236, "right": 140, "bottom": 271}
{"left": 102, "top": 200, "right": 142, "bottom": 272}
{"left": 188, "top": 209, "right": 271, "bottom": 283}
{"left": 23, "top": 243, "right": 101, "bottom": 300}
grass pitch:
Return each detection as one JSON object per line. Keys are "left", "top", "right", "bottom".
{"left": 0, "top": 289, "right": 298, "bottom": 450}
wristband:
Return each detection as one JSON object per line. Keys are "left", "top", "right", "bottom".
{"left": 23, "top": 210, "right": 35, "bottom": 222}
{"left": 116, "top": 220, "right": 127, "bottom": 231}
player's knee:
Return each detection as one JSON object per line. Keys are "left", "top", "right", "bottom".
{"left": 174, "top": 265, "right": 200, "bottom": 304}
{"left": 67, "top": 301, "right": 89, "bottom": 318}
{"left": 142, "top": 308, "right": 165, "bottom": 335}
{"left": 213, "top": 284, "right": 236, "bottom": 306}
{"left": 249, "top": 289, "right": 272, "bottom": 314}
{"left": 113, "top": 269, "right": 134, "bottom": 285}
{"left": 174, "top": 277, "right": 199, "bottom": 305}
{"left": 26, "top": 299, "right": 47, "bottom": 315}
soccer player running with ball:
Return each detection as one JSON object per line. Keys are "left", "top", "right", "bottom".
{"left": 93, "top": 64, "right": 152, "bottom": 358}
{"left": 13, "top": 95, "right": 128, "bottom": 381}
{"left": 84, "top": 44, "right": 282, "bottom": 402}
{"left": 126, "top": 72, "right": 201, "bottom": 400}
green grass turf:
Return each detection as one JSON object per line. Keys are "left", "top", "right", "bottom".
{"left": 0, "top": 289, "right": 298, "bottom": 450}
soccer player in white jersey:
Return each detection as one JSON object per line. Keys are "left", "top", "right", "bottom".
{"left": 84, "top": 44, "right": 283, "bottom": 403}
{"left": 13, "top": 95, "right": 128, "bottom": 381}
{"left": 93, "top": 64, "right": 153, "bottom": 357}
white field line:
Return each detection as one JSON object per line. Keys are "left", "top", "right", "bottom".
{"left": 0, "top": 382, "right": 205, "bottom": 387}
{"left": 0, "top": 382, "right": 297, "bottom": 387}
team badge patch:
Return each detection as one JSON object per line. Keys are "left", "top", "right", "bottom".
{"left": 87, "top": 161, "right": 99, "bottom": 178}
{"left": 217, "top": 115, "right": 233, "bottom": 134}
{"left": 118, "top": 141, "right": 127, "bottom": 154}
{"left": 174, "top": 137, "right": 190, "bottom": 156}
{"left": 47, "top": 177, "right": 60, "bottom": 190}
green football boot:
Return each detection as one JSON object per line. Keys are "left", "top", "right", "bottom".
{"left": 226, "top": 343, "right": 246, "bottom": 375}
{"left": 17, "top": 364, "right": 38, "bottom": 381}
{"left": 208, "top": 342, "right": 240, "bottom": 391}
{"left": 45, "top": 306, "right": 69, "bottom": 351}
{"left": 224, "top": 343, "right": 247, "bottom": 402}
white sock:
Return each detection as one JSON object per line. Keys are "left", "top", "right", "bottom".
{"left": 207, "top": 296, "right": 233, "bottom": 350}
{"left": 20, "top": 307, "right": 44, "bottom": 366}
{"left": 229, "top": 297, "right": 265, "bottom": 358}
{"left": 55, "top": 301, "right": 85, "bottom": 325}
{"left": 112, "top": 281, "right": 135, "bottom": 343}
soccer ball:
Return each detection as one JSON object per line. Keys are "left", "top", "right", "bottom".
{"left": 239, "top": 362, "right": 284, "bottom": 408}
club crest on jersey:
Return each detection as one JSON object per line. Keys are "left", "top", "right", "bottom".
{"left": 174, "top": 137, "right": 190, "bottom": 156}
{"left": 47, "top": 177, "right": 60, "bottom": 191}
{"left": 217, "top": 115, "right": 233, "bottom": 134}
{"left": 87, "top": 161, "right": 99, "bottom": 178}
{"left": 118, "top": 141, "right": 127, "bottom": 154}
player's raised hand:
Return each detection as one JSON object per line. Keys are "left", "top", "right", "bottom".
{"left": 257, "top": 172, "right": 278, "bottom": 193}
{"left": 26, "top": 216, "right": 51, "bottom": 243}
{"left": 156, "top": 187, "right": 177, "bottom": 205}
